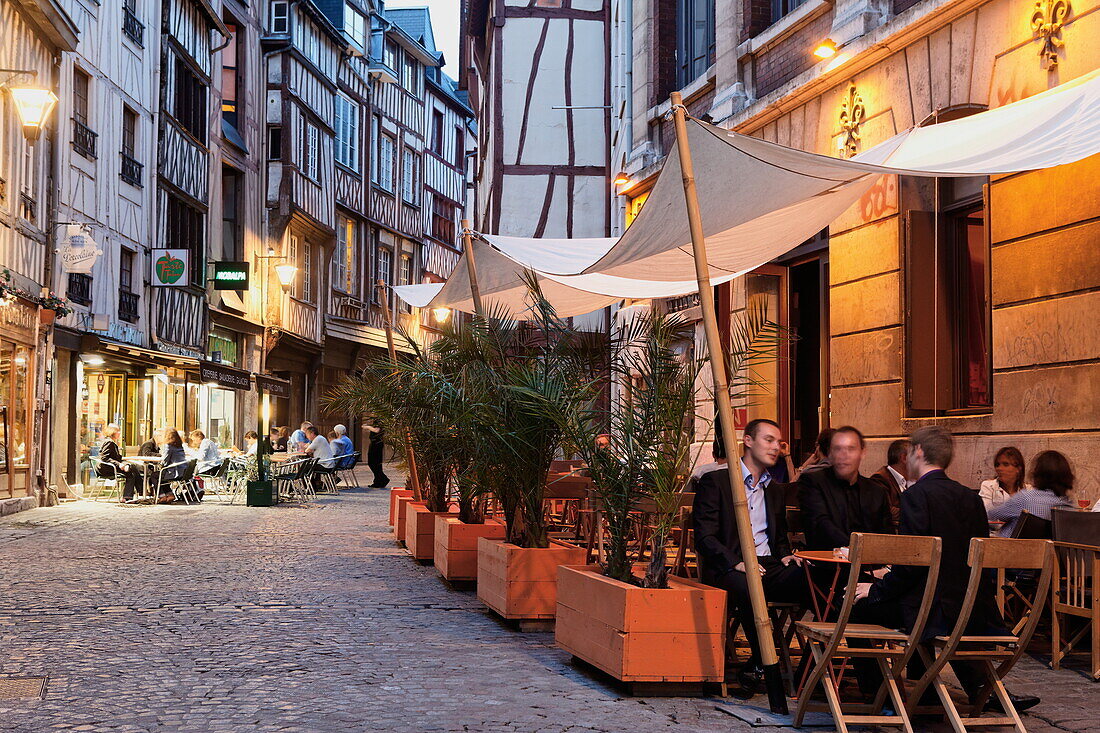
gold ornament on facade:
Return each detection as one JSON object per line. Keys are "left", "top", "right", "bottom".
{"left": 838, "top": 84, "right": 865, "bottom": 158}
{"left": 1031, "top": 0, "right": 1070, "bottom": 69}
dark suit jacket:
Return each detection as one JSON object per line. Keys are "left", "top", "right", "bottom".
{"left": 869, "top": 466, "right": 903, "bottom": 530}
{"left": 692, "top": 466, "right": 792, "bottom": 584}
{"left": 798, "top": 467, "right": 893, "bottom": 550}
{"left": 137, "top": 440, "right": 159, "bottom": 457}
{"left": 869, "top": 469, "right": 1006, "bottom": 639}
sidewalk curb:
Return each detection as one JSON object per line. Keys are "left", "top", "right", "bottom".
{"left": 0, "top": 496, "right": 39, "bottom": 517}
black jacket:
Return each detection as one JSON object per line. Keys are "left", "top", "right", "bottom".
{"left": 137, "top": 440, "right": 159, "bottom": 457}
{"left": 869, "top": 466, "right": 904, "bottom": 530}
{"left": 798, "top": 467, "right": 893, "bottom": 550}
{"left": 868, "top": 469, "right": 1006, "bottom": 639}
{"left": 692, "top": 465, "right": 792, "bottom": 584}
{"left": 97, "top": 439, "right": 125, "bottom": 478}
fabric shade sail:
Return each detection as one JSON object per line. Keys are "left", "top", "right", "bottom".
{"left": 401, "top": 70, "right": 1100, "bottom": 312}
{"left": 392, "top": 236, "right": 742, "bottom": 318}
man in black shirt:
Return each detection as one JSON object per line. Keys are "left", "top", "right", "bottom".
{"left": 798, "top": 426, "right": 892, "bottom": 550}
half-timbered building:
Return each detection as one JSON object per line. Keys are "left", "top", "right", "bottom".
{"left": 461, "top": 0, "right": 610, "bottom": 241}
{"left": 0, "top": 0, "right": 78, "bottom": 499}
{"left": 261, "top": 0, "right": 345, "bottom": 425}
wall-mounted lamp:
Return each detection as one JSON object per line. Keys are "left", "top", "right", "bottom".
{"left": 613, "top": 172, "right": 631, "bottom": 186}
{"left": 432, "top": 307, "right": 451, "bottom": 323}
{"left": 273, "top": 263, "right": 298, "bottom": 290}
{"left": 1, "top": 70, "right": 58, "bottom": 142}
{"left": 813, "top": 38, "right": 841, "bottom": 59}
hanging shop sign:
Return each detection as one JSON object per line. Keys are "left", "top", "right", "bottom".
{"left": 255, "top": 374, "right": 291, "bottom": 398}
{"left": 58, "top": 225, "right": 103, "bottom": 274}
{"left": 151, "top": 249, "right": 190, "bottom": 287}
{"left": 199, "top": 360, "right": 252, "bottom": 390}
{"left": 212, "top": 261, "right": 250, "bottom": 291}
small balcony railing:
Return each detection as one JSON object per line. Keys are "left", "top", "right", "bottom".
{"left": 118, "top": 290, "right": 140, "bottom": 322}
{"left": 120, "top": 151, "right": 143, "bottom": 187}
{"left": 67, "top": 273, "right": 93, "bottom": 306}
{"left": 72, "top": 119, "right": 98, "bottom": 159}
{"left": 123, "top": 6, "right": 145, "bottom": 47}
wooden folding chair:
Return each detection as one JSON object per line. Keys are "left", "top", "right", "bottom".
{"left": 908, "top": 537, "right": 1053, "bottom": 732}
{"left": 794, "top": 532, "right": 942, "bottom": 732}
{"left": 998, "top": 512, "right": 1051, "bottom": 632}
{"left": 1051, "top": 508, "right": 1100, "bottom": 680}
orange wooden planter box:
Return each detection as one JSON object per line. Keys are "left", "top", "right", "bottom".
{"left": 477, "top": 538, "right": 587, "bottom": 620}
{"left": 388, "top": 488, "right": 413, "bottom": 527}
{"left": 395, "top": 496, "right": 421, "bottom": 544}
{"left": 434, "top": 516, "right": 507, "bottom": 582}
{"left": 405, "top": 502, "right": 457, "bottom": 561}
{"left": 555, "top": 565, "right": 727, "bottom": 683}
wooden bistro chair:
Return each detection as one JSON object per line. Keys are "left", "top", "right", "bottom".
{"left": 908, "top": 537, "right": 1053, "bottom": 732}
{"left": 1050, "top": 508, "right": 1100, "bottom": 680}
{"left": 999, "top": 511, "right": 1052, "bottom": 632}
{"left": 794, "top": 532, "right": 943, "bottom": 732}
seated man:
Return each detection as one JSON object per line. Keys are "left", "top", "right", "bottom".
{"left": 304, "top": 425, "right": 338, "bottom": 490}
{"left": 692, "top": 418, "right": 806, "bottom": 693}
{"left": 869, "top": 438, "right": 911, "bottom": 531}
{"left": 798, "top": 426, "right": 892, "bottom": 550}
{"left": 852, "top": 425, "right": 1039, "bottom": 712}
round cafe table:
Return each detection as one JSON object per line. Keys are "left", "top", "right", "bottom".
{"left": 124, "top": 455, "right": 164, "bottom": 501}
{"left": 794, "top": 549, "right": 851, "bottom": 622}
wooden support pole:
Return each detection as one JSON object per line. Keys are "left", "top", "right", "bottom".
{"left": 460, "top": 219, "right": 485, "bottom": 316}
{"left": 376, "top": 279, "right": 423, "bottom": 500}
{"left": 669, "top": 92, "right": 787, "bottom": 714}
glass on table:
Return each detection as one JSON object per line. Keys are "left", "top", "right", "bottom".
{"left": 832, "top": 546, "right": 850, "bottom": 561}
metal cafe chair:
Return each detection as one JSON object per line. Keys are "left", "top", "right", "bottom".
{"left": 337, "top": 451, "right": 361, "bottom": 488}
{"left": 1051, "top": 508, "right": 1100, "bottom": 680}
{"left": 794, "top": 532, "right": 943, "bottom": 732}
{"left": 86, "top": 458, "right": 122, "bottom": 502}
{"left": 198, "top": 457, "right": 232, "bottom": 497}
{"left": 164, "top": 459, "right": 200, "bottom": 504}
{"left": 908, "top": 537, "right": 1054, "bottom": 732}
{"left": 274, "top": 458, "right": 315, "bottom": 503}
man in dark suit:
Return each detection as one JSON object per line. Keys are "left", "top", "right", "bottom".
{"left": 869, "top": 438, "right": 910, "bottom": 531}
{"left": 693, "top": 418, "right": 806, "bottom": 692}
{"left": 798, "top": 426, "right": 892, "bottom": 550}
{"left": 852, "top": 425, "right": 1039, "bottom": 712}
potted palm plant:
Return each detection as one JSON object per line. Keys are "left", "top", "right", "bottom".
{"left": 554, "top": 300, "right": 782, "bottom": 685}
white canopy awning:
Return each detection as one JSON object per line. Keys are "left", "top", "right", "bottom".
{"left": 400, "top": 70, "right": 1100, "bottom": 313}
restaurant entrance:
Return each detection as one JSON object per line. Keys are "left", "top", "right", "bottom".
{"left": 0, "top": 297, "right": 40, "bottom": 498}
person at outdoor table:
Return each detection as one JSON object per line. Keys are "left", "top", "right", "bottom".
{"left": 986, "top": 450, "right": 1075, "bottom": 537}
{"left": 303, "top": 426, "right": 336, "bottom": 469}
{"left": 187, "top": 429, "right": 221, "bottom": 474}
{"left": 978, "top": 446, "right": 1030, "bottom": 512}
{"left": 869, "top": 438, "right": 911, "bottom": 530}
{"left": 692, "top": 418, "right": 806, "bottom": 694}
{"left": 331, "top": 424, "right": 355, "bottom": 469}
{"left": 798, "top": 426, "right": 893, "bottom": 550}
{"left": 154, "top": 429, "right": 189, "bottom": 502}
{"left": 365, "top": 423, "right": 388, "bottom": 488}
{"left": 240, "top": 430, "right": 259, "bottom": 456}
{"left": 97, "top": 423, "right": 140, "bottom": 501}
{"left": 290, "top": 422, "right": 312, "bottom": 451}
{"left": 794, "top": 427, "right": 834, "bottom": 478}
{"left": 851, "top": 426, "right": 1039, "bottom": 712}
{"left": 137, "top": 432, "right": 160, "bottom": 457}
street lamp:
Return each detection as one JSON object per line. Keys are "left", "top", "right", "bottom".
{"left": 1, "top": 70, "right": 58, "bottom": 142}
{"left": 273, "top": 263, "right": 298, "bottom": 290}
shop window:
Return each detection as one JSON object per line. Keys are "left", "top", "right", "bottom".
{"left": 676, "top": 0, "right": 715, "bottom": 88}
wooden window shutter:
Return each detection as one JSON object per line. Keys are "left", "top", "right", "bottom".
{"left": 904, "top": 210, "right": 955, "bottom": 411}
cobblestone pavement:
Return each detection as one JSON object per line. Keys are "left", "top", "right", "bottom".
{"left": 0, "top": 467, "right": 1096, "bottom": 732}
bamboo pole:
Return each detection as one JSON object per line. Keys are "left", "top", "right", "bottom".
{"left": 376, "top": 279, "right": 423, "bottom": 500}
{"left": 669, "top": 92, "right": 787, "bottom": 713}
{"left": 460, "top": 220, "right": 485, "bottom": 316}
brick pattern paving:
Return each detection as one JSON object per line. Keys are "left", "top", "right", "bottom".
{"left": 0, "top": 468, "right": 1096, "bottom": 732}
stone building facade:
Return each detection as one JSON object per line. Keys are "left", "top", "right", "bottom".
{"left": 614, "top": 0, "right": 1099, "bottom": 498}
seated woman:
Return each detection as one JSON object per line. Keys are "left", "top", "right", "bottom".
{"left": 155, "top": 429, "right": 190, "bottom": 503}
{"left": 97, "top": 423, "right": 141, "bottom": 501}
{"left": 240, "top": 430, "right": 259, "bottom": 456}
{"left": 188, "top": 429, "right": 222, "bottom": 475}
{"left": 987, "top": 450, "right": 1075, "bottom": 536}
{"left": 978, "top": 446, "right": 1031, "bottom": 511}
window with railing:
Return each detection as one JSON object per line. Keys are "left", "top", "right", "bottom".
{"left": 68, "top": 273, "right": 93, "bottom": 306}
{"left": 72, "top": 68, "right": 97, "bottom": 159}
{"left": 120, "top": 105, "right": 142, "bottom": 186}
{"left": 123, "top": 0, "right": 145, "bottom": 47}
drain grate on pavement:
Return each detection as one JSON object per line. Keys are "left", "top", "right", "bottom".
{"left": 0, "top": 676, "right": 48, "bottom": 699}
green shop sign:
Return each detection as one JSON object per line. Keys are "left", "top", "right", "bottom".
{"left": 212, "top": 261, "right": 250, "bottom": 291}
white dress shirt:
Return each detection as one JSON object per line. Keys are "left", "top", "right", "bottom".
{"left": 739, "top": 459, "right": 772, "bottom": 557}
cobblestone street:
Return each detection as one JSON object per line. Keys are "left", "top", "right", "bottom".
{"left": 0, "top": 471, "right": 1096, "bottom": 732}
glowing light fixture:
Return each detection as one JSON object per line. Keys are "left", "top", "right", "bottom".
{"left": 613, "top": 171, "right": 631, "bottom": 186}
{"left": 274, "top": 263, "right": 298, "bottom": 290}
{"left": 7, "top": 87, "right": 58, "bottom": 141}
{"left": 813, "top": 38, "right": 839, "bottom": 59}
{"left": 432, "top": 307, "right": 451, "bottom": 323}
{"left": 81, "top": 354, "right": 105, "bottom": 366}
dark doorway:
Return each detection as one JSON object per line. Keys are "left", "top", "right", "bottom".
{"left": 787, "top": 259, "right": 825, "bottom": 464}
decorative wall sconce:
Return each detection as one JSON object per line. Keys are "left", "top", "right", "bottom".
{"left": 1031, "top": 0, "right": 1070, "bottom": 69}
{"left": 838, "top": 84, "right": 865, "bottom": 158}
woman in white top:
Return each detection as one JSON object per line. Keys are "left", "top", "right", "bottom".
{"left": 978, "top": 446, "right": 1030, "bottom": 512}
{"left": 188, "top": 429, "right": 222, "bottom": 474}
